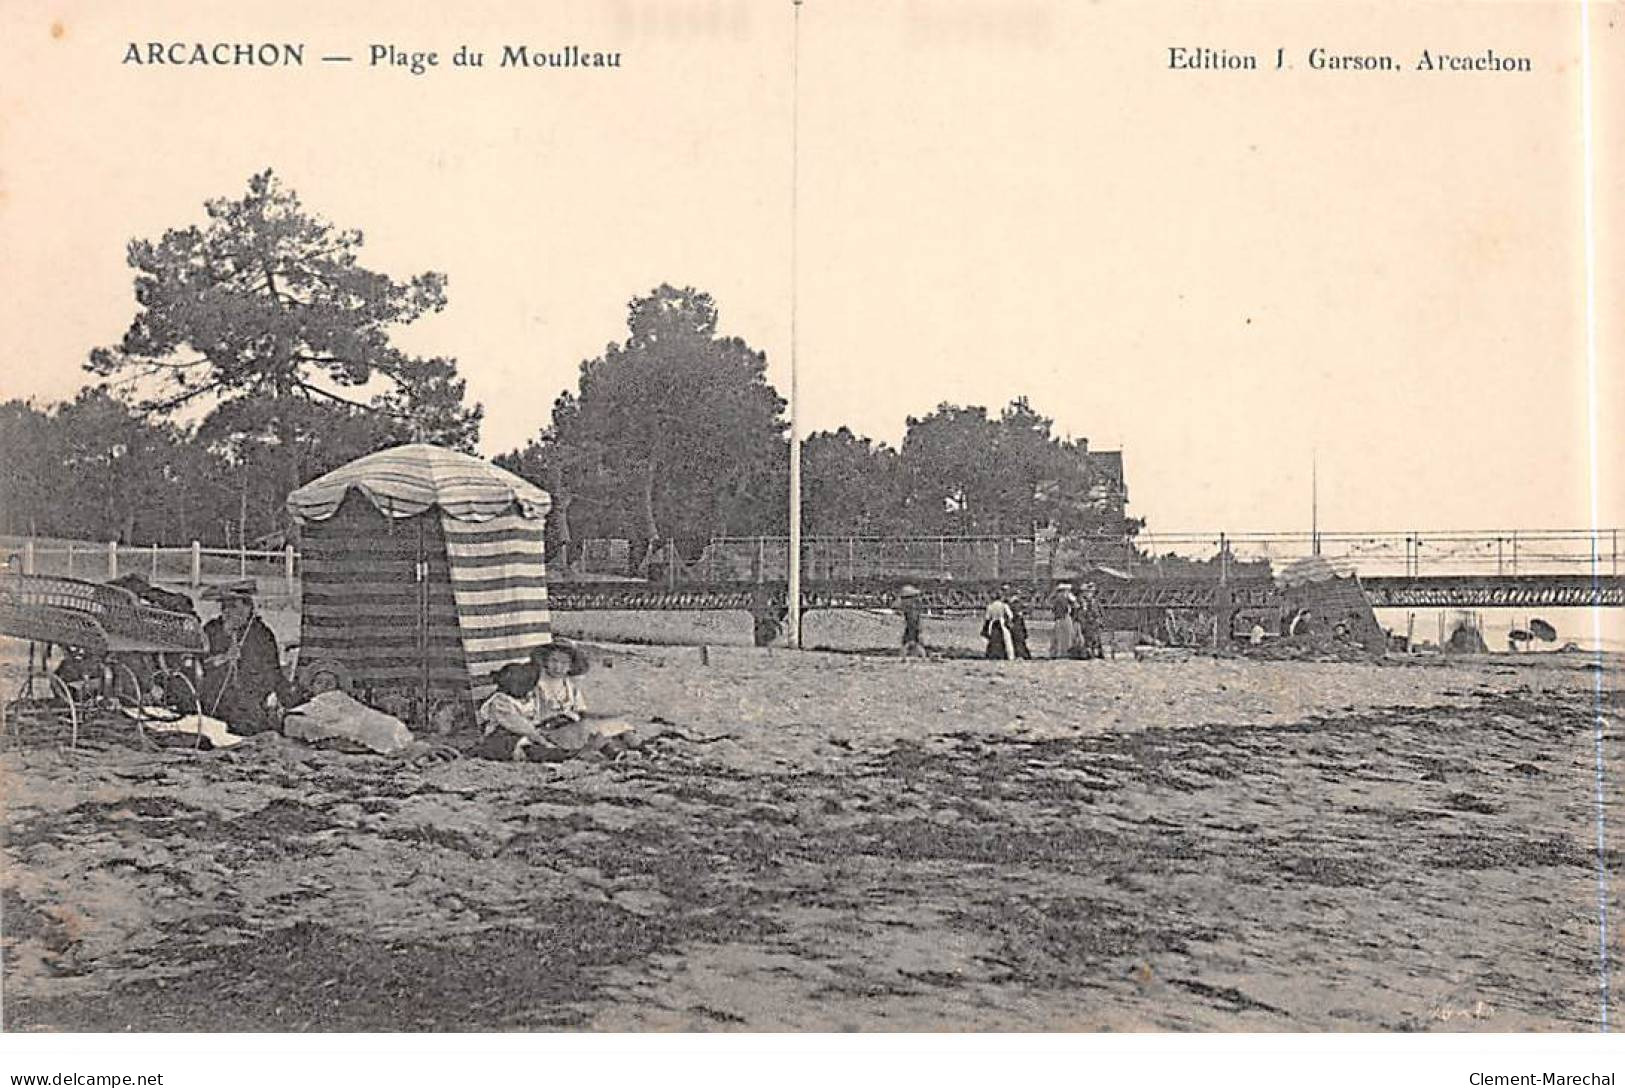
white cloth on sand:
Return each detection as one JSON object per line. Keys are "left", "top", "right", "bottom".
{"left": 125, "top": 707, "right": 248, "bottom": 748}
{"left": 284, "top": 690, "right": 415, "bottom": 756}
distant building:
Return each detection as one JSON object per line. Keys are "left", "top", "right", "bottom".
{"left": 1082, "top": 449, "right": 1128, "bottom": 524}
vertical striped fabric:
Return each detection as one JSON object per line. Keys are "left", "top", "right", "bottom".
{"left": 441, "top": 510, "right": 552, "bottom": 703}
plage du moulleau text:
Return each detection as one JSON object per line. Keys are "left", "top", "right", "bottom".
{"left": 120, "top": 42, "right": 621, "bottom": 71}
{"left": 1169, "top": 45, "right": 1532, "bottom": 72}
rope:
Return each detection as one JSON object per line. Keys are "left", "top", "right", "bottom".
{"left": 206, "top": 621, "right": 249, "bottom": 719}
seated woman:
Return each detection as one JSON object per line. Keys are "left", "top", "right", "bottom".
{"left": 529, "top": 640, "right": 639, "bottom": 758}
{"left": 473, "top": 661, "right": 572, "bottom": 762}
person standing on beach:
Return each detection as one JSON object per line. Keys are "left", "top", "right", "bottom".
{"left": 982, "top": 596, "right": 1016, "bottom": 660}
{"left": 1007, "top": 589, "right": 1033, "bottom": 659}
{"left": 898, "top": 585, "right": 928, "bottom": 659}
{"left": 1077, "top": 585, "right": 1106, "bottom": 659}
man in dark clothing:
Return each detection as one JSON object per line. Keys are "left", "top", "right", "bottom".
{"left": 1077, "top": 586, "right": 1106, "bottom": 659}
{"left": 197, "top": 582, "right": 288, "bottom": 735}
{"left": 1006, "top": 590, "right": 1033, "bottom": 660}
{"left": 898, "top": 585, "right": 928, "bottom": 659}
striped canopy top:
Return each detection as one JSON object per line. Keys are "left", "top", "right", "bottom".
{"left": 287, "top": 443, "right": 551, "bottom": 524}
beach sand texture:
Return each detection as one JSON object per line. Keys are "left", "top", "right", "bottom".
{"left": 2, "top": 646, "right": 1619, "bottom": 1031}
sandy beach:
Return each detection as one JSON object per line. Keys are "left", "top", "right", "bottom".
{"left": 2, "top": 633, "right": 1619, "bottom": 1033}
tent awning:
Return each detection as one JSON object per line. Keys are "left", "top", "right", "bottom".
{"left": 287, "top": 444, "right": 551, "bottom": 524}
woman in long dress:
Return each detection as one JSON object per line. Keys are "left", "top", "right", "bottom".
{"left": 1049, "top": 583, "right": 1079, "bottom": 659}
{"left": 982, "top": 598, "right": 1015, "bottom": 660}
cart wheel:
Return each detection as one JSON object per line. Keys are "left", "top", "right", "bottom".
{"left": 109, "top": 661, "right": 161, "bottom": 751}
{"left": 54, "top": 673, "right": 82, "bottom": 749}
{"left": 108, "top": 660, "right": 147, "bottom": 714}
{"left": 4, "top": 670, "right": 81, "bottom": 750}
{"left": 106, "top": 660, "right": 175, "bottom": 751}
{"left": 152, "top": 667, "right": 205, "bottom": 751}
{"left": 2, "top": 667, "right": 33, "bottom": 745}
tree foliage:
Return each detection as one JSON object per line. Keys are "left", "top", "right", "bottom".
{"left": 85, "top": 169, "right": 481, "bottom": 531}
{"left": 0, "top": 390, "right": 214, "bottom": 544}
{"left": 494, "top": 284, "right": 1140, "bottom": 565}
{"left": 892, "top": 398, "right": 1136, "bottom": 538}
{"left": 505, "top": 286, "right": 787, "bottom": 570}
{"left": 802, "top": 428, "right": 905, "bottom": 535}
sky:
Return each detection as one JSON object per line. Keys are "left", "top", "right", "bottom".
{"left": 0, "top": 0, "right": 1619, "bottom": 537}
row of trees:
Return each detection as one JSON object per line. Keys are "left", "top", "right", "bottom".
{"left": 0, "top": 389, "right": 417, "bottom": 546}
{"left": 495, "top": 286, "right": 1138, "bottom": 569}
{"left": 0, "top": 171, "right": 1140, "bottom": 563}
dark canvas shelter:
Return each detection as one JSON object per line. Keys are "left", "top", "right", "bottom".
{"left": 286, "top": 444, "right": 553, "bottom": 725}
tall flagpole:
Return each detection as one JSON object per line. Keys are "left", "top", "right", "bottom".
{"left": 786, "top": 0, "right": 804, "bottom": 648}
{"left": 1311, "top": 449, "right": 1320, "bottom": 557}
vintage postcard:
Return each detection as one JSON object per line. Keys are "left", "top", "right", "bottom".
{"left": 0, "top": 0, "right": 1619, "bottom": 1080}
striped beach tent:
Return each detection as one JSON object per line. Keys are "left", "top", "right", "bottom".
{"left": 286, "top": 444, "right": 553, "bottom": 726}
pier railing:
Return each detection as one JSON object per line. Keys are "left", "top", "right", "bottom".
{"left": 1129, "top": 529, "right": 1618, "bottom": 580}
{"left": 2, "top": 529, "right": 1617, "bottom": 599}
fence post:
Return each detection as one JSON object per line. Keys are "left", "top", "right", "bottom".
{"left": 190, "top": 541, "right": 202, "bottom": 588}
{"left": 66, "top": 541, "right": 75, "bottom": 576}
{"left": 23, "top": 539, "right": 34, "bottom": 575}
{"left": 151, "top": 543, "right": 160, "bottom": 580}
{"left": 284, "top": 544, "right": 296, "bottom": 598}
{"left": 107, "top": 541, "right": 118, "bottom": 579}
